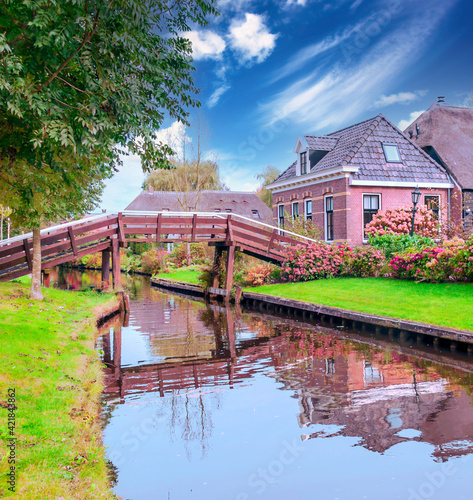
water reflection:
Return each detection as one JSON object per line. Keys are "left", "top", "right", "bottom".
{"left": 91, "top": 272, "right": 473, "bottom": 498}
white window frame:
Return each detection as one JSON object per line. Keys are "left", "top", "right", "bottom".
{"left": 305, "top": 199, "right": 312, "bottom": 221}
{"left": 382, "top": 143, "right": 402, "bottom": 163}
{"left": 292, "top": 201, "right": 299, "bottom": 220}
{"left": 278, "top": 204, "right": 285, "bottom": 228}
{"left": 362, "top": 193, "right": 381, "bottom": 242}
{"left": 324, "top": 195, "right": 334, "bottom": 242}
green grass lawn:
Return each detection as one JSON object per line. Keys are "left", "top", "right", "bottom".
{"left": 0, "top": 280, "right": 118, "bottom": 499}
{"left": 244, "top": 277, "right": 473, "bottom": 332}
{"left": 154, "top": 267, "right": 202, "bottom": 285}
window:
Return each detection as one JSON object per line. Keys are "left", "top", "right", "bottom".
{"left": 252, "top": 210, "right": 260, "bottom": 219}
{"left": 305, "top": 199, "right": 312, "bottom": 221}
{"left": 214, "top": 208, "right": 221, "bottom": 212}
{"left": 382, "top": 143, "right": 402, "bottom": 163}
{"left": 325, "top": 196, "right": 333, "bottom": 241}
{"left": 278, "top": 204, "right": 285, "bottom": 228}
{"left": 292, "top": 201, "right": 299, "bottom": 219}
{"left": 300, "top": 151, "right": 307, "bottom": 175}
{"left": 363, "top": 194, "right": 380, "bottom": 239}
{"left": 225, "top": 208, "right": 232, "bottom": 213}
{"left": 425, "top": 195, "right": 440, "bottom": 220}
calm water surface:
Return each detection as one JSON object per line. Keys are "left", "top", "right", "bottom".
{"left": 57, "top": 269, "right": 473, "bottom": 499}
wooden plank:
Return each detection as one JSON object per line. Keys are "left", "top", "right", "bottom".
{"left": 156, "top": 214, "right": 161, "bottom": 243}
{"left": 41, "top": 242, "right": 111, "bottom": 269}
{"left": 266, "top": 229, "right": 278, "bottom": 256}
{"left": 231, "top": 219, "right": 274, "bottom": 239}
{"left": 117, "top": 213, "right": 125, "bottom": 247}
{"left": 194, "top": 227, "right": 226, "bottom": 236}
{"left": 123, "top": 216, "right": 193, "bottom": 226}
{"left": 23, "top": 239, "right": 32, "bottom": 271}
{"left": 0, "top": 251, "right": 26, "bottom": 268}
{"left": 225, "top": 245, "right": 235, "bottom": 296}
{"left": 191, "top": 214, "right": 197, "bottom": 242}
{"left": 68, "top": 226, "right": 78, "bottom": 256}
{"left": 0, "top": 240, "right": 25, "bottom": 259}
{"left": 208, "top": 287, "right": 229, "bottom": 297}
{"left": 226, "top": 215, "right": 234, "bottom": 243}
{"left": 112, "top": 238, "right": 122, "bottom": 289}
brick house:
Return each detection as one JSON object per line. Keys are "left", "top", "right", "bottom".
{"left": 404, "top": 101, "right": 473, "bottom": 227}
{"left": 267, "top": 114, "right": 460, "bottom": 246}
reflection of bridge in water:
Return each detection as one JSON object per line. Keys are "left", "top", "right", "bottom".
{"left": 99, "top": 294, "right": 473, "bottom": 460}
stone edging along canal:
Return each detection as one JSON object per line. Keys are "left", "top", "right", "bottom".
{"left": 151, "top": 277, "right": 473, "bottom": 353}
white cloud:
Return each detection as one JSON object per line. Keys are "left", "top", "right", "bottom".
{"left": 207, "top": 84, "right": 230, "bottom": 108}
{"left": 373, "top": 91, "right": 426, "bottom": 108}
{"left": 185, "top": 31, "right": 226, "bottom": 60}
{"left": 285, "top": 0, "right": 308, "bottom": 6}
{"left": 154, "top": 121, "right": 191, "bottom": 160}
{"left": 269, "top": 24, "right": 362, "bottom": 84}
{"left": 260, "top": 0, "right": 457, "bottom": 131}
{"left": 398, "top": 110, "right": 425, "bottom": 131}
{"left": 228, "top": 14, "right": 278, "bottom": 65}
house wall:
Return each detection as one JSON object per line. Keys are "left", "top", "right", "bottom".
{"left": 272, "top": 181, "right": 461, "bottom": 246}
{"left": 272, "top": 177, "right": 350, "bottom": 241}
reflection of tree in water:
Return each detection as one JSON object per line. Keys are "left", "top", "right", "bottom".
{"left": 155, "top": 389, "right": 222, "bottom": 460}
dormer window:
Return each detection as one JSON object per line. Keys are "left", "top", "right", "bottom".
{"left": 300, "top": 151, "right": 307, "bottom": 174}
{"left": 382, "top": 143, "right": 402, "bottom": 163}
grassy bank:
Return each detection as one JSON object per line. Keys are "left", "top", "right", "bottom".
{"left": 0, "top": 279, "right": 118, "bottom": 499}
{"left": 244, "top": 278, "right": 473, "bottom": 332}
{"left": 154, "top": 267, "right": 202, "bottom": 284}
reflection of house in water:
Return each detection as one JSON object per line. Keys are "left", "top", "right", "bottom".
{"left": 270, "top": 339, "right": 473, "bottom": 459}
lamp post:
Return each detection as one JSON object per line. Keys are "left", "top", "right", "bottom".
{"left": 410, "top": 187, "right": 421, "bottom": 236}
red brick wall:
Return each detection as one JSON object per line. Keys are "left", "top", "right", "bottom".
{"left": 273, "top": 181, "right": 460, "bottom": 246}
{"left": 272, "top": 177, "right": 350, "bottom": 241}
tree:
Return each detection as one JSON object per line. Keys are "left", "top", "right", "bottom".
{"left": 143, "top": 117, "right": 226, "bottom": 263}
{"left": 0, "top": 0, "right": 218, "bottom": 299}
{"left": 0, "top": 205, "right": 11, "bottom": 240}
{"left": 256, "top": 166, "right": 281, "bottom": 208}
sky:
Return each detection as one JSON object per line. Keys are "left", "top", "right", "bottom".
{"left": 100, "top": 0, "right": 473, "bottom": 212}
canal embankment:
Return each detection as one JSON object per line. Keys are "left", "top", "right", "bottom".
{"left": 151, "top": 274, "right": 473, "bottom": 350}
{"left": 0, "top": 278, "right": 120, "bottom": 499}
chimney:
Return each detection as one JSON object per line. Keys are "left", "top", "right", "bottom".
{"left": 148, "top": 185, "right": 154, "bottom": 194}
{"left": 437, "top": 96, "right": 445, "bottom": 104}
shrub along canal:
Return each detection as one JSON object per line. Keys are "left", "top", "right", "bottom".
{"left": 55, "top": 268, "right": 473, "bottom": 499}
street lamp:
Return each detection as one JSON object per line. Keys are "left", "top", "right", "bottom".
{"left": 410, "top": 186, "right": 421, "bottom": 236}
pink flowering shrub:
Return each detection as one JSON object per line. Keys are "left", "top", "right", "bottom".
{"left": 281, "top": 243, "right": 349, "bottom": 281}
{"left": 343, "top": 247, "right": 386, "bottom": 277}
{"left": 282, "top": 243, "right": 385, "bottom": 281}
{"left": 365, "top": 206, "right": 438, "bottom": 238}
{"left": 390, "top": 236, "right": 473, "bottom": 282}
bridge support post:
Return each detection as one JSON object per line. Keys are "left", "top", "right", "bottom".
{"left": 112, "top": 239, "right": 122, "bottom": 290}
{"left": 225, "top": 245, "right": 235, "bottom": 301}
{"left": 211, "top": 246, "right": 224, "bottom": 289}
{"left": 101, "top": 247, "right": 111, "bottom": 290}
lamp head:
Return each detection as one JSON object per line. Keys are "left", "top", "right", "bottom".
{"left": 411, "top": 187, "right": 421, "bottom": 206}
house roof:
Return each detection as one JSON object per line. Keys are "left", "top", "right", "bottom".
{"left": 273, "top": 114, "right": 450, "bottom": 186}
{"left": 303, "top": 135, "right": 339, "bottom": 150}
{"left": 404, "top": 103, "right": 473, "bottom": 189}
{"left": 124, "top": 190, "right": 273, "bottom": 224}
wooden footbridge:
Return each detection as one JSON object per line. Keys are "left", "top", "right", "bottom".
{"left": 0, "top": 211, "right": 316, "bottom": 293}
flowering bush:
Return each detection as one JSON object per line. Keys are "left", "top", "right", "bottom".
{"left": 390, "top": 237, "right": 473, "bottom": 282}
{"left": 281, "top": 243, "right": 351, "bottom": 282}
{"left": 243, "top": 263, "right": 276, "bottom": 286}
{"left": 141, "top": 247, "right": 169, "bottom": 275}
{"left": 342, "top": 247, "right": 386, "bottom": 277}
{"left": 365, "top": 206, "right": 438, "bottom": 238}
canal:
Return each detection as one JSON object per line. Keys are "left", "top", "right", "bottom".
{"left": 53, "top": 268, "right": 473, "bottom": 499}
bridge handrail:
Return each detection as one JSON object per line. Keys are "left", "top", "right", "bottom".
{"left": 0, "top": 213, "right": 117, "bottom": 248}
{"left": 121, "top": 210, "right": 320, "bottom": 245}
{"left": 0, "top": 209, "right": 320, "bottom": 249}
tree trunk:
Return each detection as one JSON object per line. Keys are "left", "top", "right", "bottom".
{"left": 30, "top": 226, "right": 43, "bottom": 300}
{"left": 0, "top": 215, "right": 3, "bottom": 241}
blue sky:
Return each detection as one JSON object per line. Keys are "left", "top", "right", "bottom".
{"left": 100, "top": 0, "right": 473, "bottom": 212}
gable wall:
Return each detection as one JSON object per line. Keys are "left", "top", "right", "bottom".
{"left": 272, "top": 182, "right": 461, "bottom": 246}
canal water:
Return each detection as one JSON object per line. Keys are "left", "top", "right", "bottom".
{"left": 55, "top": 268, "right": 473, "bottom": 499}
